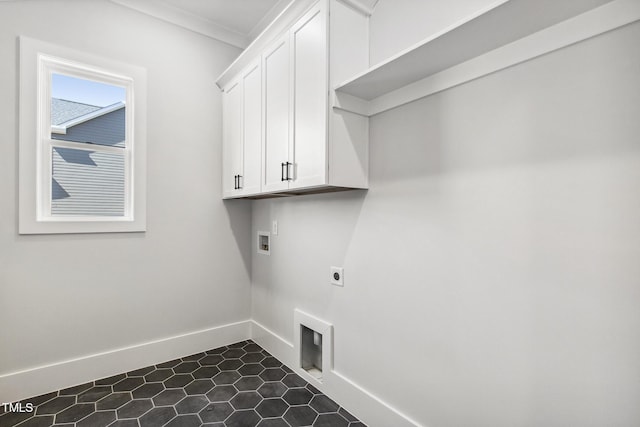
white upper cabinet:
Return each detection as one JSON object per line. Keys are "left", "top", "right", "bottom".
{"left": 218, "top": 0, "right": 369, "bottom": 199}
{"left": 222, "top": 60, "right": 262, "bottom": 198}
{"left": 262, "top": 35, "right": 290, "bottom": 194}
{"left": 241, "top": 61, "right": 262, "bottom": 196}
{"left": 289, "top": 3, "right": 327, "bottom": 190}
{"left": 222, "top": 79, "right": 242, "bottom": 198}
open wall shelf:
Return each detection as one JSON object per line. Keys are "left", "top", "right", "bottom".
{"left": 334, "top": 0, "right": 622, "bottom": 115}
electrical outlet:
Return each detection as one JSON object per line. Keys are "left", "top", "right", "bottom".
{"left": 330, "top": 267, "right": 344, "bottom": 286}
{"left": 272, "top": 220, "right": 278, "bottom": 235}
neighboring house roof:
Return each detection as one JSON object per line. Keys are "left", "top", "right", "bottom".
{"left": 51, "top": 98, "right": 101, "bottom": 126}
{"left": 51, "top": 98, "right": 125, "bottom": 135}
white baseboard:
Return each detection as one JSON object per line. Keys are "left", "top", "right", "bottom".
{"left": 3, "top": 319, "right": 422, "bottom": 427}
{"left": 0, "top": 320, "right": 251, "bottom": 403}
{"left": 250, "top": 320, "right": 422, "bottom": 427}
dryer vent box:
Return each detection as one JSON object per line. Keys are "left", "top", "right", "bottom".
{"left": 294, "top": 309, "right": 333, "bottom": 385}
{"left": 301, "top": 325, "right": 323, "bottom": 380}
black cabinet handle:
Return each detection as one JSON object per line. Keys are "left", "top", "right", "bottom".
{"left": 285, "top": 162, "right": 292, "bottom": 181}
{"left": 281, "top": 163, "right": 286, "bottom": 181}
{"left": 234, "top": 175, "right": 238, "bottom": 190}
{"left": 237, "top": 175, "right": 242, "bottom": 189}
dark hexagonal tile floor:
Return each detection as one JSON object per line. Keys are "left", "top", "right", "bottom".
{"left": 0, "top": 340, "right": 365, "bottom": 426}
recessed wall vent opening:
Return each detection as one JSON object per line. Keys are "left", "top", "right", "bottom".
{"left": 301, "top": 325, "right": 323, "bottom": 380}
{"left": 257, "top": 231, "right": 270, "bottom": 255}
{"left": 294, "top": 309, "right": 333, "bottom": 385}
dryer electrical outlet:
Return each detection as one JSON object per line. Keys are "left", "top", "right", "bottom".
{"left": 330, "top": 267, "right": 343, "bottom": 286}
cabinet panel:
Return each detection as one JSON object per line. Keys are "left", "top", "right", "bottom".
{"left": 222, "top": 81, "right": 242, "bottom": 198}
{"left": 241, "top": 62, "right": 262, "bottom": 195}
{"left": 290, "top": 4, "right": 327, "bottom": 189}
{"left": 262, "top": 36, "right": 291, "bottom": 193}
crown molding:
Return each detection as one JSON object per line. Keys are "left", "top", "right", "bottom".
{"left": 248, "top": 0, "right": 293, "bottom": 41}
{"left": 109, "top": 0, "right": 249, "bottom": 48}
{"left": 337, "top": 0, "right": 379, "bottom": 16}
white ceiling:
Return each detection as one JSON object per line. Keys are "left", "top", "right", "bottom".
{"left": 110, "top": 0, "right": 292, "bottom": 48}
{"left": 162, "top": 0, "right": 287, "bottom": 36}
{"left": 109, "top": 0, "right": 380, "bottom": 49}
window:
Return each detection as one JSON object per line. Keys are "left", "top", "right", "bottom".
{"left": 19, "top": 37, "right": 146, "bottom": 234}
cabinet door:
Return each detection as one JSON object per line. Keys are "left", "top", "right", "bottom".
{"left": 262, "top": 35, "right": 291, "bottom": 193}
{"left": 239, "top": 61, "right": 262, "bottom": 196}
{"left": 290, "top": 2, "right": 327, "bottom": 189}
{"left": 222, "top": 80, "right": 242, "bottom": 198}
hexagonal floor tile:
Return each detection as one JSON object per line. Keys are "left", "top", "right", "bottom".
{"left": 229, "top": 391, "right": 262, "bottom": 410}
{"left": 309, "top": 395, "right": 339, "bottom": 414}
{"left": 76, "top": 410, "right": 116, "bottom": 427}
{"left": 35, "top": 396, "right": 75, "bottom": 415}
{"left": 238, "top": 363, "right": 264, "bottom": 376}
{"left": 110, "top": 419, "right": 139, "bottom": 427}
{"left": 96, "top": 392, "right": 132, "bottom": 411}
{"left": 282, "top": 373, "right": 306, "bottom": 388}
{"left": 164, "top": 374, "right": 194, "bottom": 389}
{"left": 59, "top": 382, "right": 92, "bottom": 396}
{"left": 192, "top": 365, "right": 221, "bottom": 380}
{"left": 95, "top": 374, "right": 126, "bottom": 386}
{"left": 78, "top": 386, "right": 112, "bottom": 403}
{"left": 255, "top": 398, "right": 289, "bottom": 418}
{"left": 116, "top": 399, "right": 153, "bottom": 419}
{"left": 55, "top": 403, "right": 95, "bottom": 423}
{"left": 243, "top": 343, "right": 262, "bottom": 353}
{"left": 165, "top": 414, "right": 202, "bottom": 427}
{"left": 10, "top": 341, "right": 367, "bottom": 427}
{"left": 132, "top": 383, "right": 164, "bottom": 399}
{"left": 199, "top": 402, "right": 233, "bottom": 423}
{"left": 259, "top": 367, "right": 286, "bottom": 382}
{"left": 228, "top": 341, "right": 247, "bottom": 349}
{"left": 139, "top": 406, "right": 176, "bottom": 427}
{"left": 206, "top": 346, "right": 227, "bottom": 355}
{"left": 199, "top": 355, "right": 224, "bottom": 366}
{"left": 306, "top": 384, "right": 320, "bottom": 395}
{"left": 153, "top": 389, "right": 186, "bottom": 406}
{"left": 173, "top": 361, "right": 200, "bottom": 374}
{"left": 257, "top": 419, "right": 290, "bottom": 427}
{"left": 144, "top": 368, "right": 173, "bottom": 383}
{"left": 338, "top": 407, "right": 357, "bottom": 422}
{"left": 314, "top": 413, "right": 349, "bottom": 427}
{"left": 260, "top": 357, "right": 282, "bottom": 369}
{"left": 213, "top": 371, "right": 241, "bottom": 385}
{"left": 257, "top": 382, "right": 287, "bottom": 398}
{"left": 184, "top": 379, "right": 214, "bottom": 395}
{"left": 283, "top": 406, "right": 318, "bottom": 427}
{"left": 225, "top": 409, "right": 260, "bottom": 427}
{"left": 218, "top": 359, "right": 243, "bottom": 371}
{"left": 282, "top": 388, "right": 313, "bottom": 406}
{"left": 241, "top": 353, "right": 265, "bottom": 364}
{"left": 175, "top": 395, "right": 209, "bottom": 414}
{"left": 156, "top": 359, "right": 182, "bottom": 369}
{"left": 113, "top": 377, "right": 144, "bottom": 392}
{"left": 222, "top": 348, "right": 245, "bottom": 359}
{"left": 234, "top": 376, "right": 264, "bottom": 391}
{"left": 11, "top": 415, "right": 54, "bottom": 427}
{"left": 206, "top": 385, "right": 238, "bottom": 402}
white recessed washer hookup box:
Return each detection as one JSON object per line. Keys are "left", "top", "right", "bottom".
{"left": 294, "top": 309, "right": 333, "bottom": 385}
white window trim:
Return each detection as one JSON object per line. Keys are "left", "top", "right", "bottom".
{"left": 19, "top": 36, "right": 147, "bottom": 234}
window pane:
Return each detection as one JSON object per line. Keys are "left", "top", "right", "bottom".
{"left": 51, "top": 147, "right": 125, "bottom": 216}
{"left": 51, "top": 73, "right": 126, "bottom": 148}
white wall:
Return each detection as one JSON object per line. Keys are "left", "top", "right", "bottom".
{"left": 368, "top": 0, "right": 496, "bottom": 65}
{"left": 0, "top": 0, "right": 252, "bottom": 401}
{"left": 252, "top": 16, "right": 640, "bottom": 427}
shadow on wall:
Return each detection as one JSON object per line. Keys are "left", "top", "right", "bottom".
{"left": 370, "top": 27, "right": 640, "bottom": 185}
{"left": 223, "top": 199, "right": 253, "bottom": 279}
